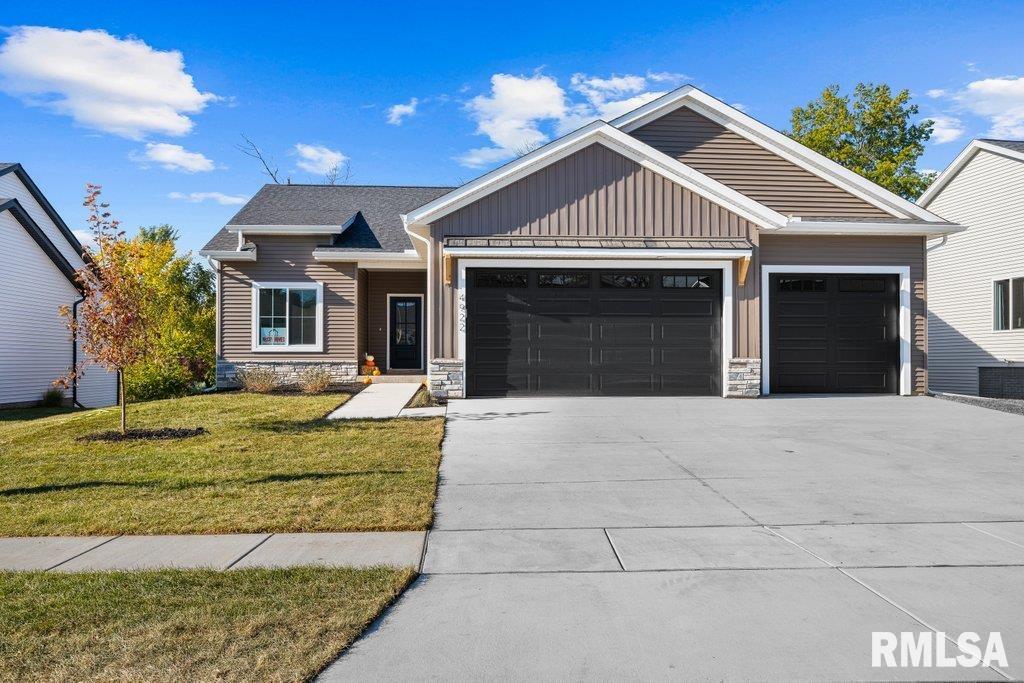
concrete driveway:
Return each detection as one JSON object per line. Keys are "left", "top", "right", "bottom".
{"left": 323, "top": 396, "right": 1024, "bottom": 680}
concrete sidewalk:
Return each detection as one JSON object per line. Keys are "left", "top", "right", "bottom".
{"left": 0, "top": 531, "right": 425, "bottom": 572}
{"left": 328, "top": 383, "right": 421, "bottom": 419}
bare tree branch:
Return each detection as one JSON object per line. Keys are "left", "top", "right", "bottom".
{"left": 236, "top": 134, "right": 280, "bottom": 183}
{"left": 322, "top": 160, "right": 353, "bottom": 185}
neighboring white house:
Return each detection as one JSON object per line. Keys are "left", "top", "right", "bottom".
{"left": 0, "top": 163, "right": 117, "bottom": 408}
{"left": 918, "top": 139, "right": 1024, "bottom": 398}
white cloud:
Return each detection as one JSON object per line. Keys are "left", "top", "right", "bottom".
{"left": 293, "top": 143, "right": 347, "bottom": 174}
{"left": 570, "top": 73, "right": 647, "bottom": 106}
{"left": 731, "top": 102, "right": 748, "bottom": 112}
{"left": 646, "top": 70, "right": 690, "bottom": 84}
{"left": 135, "top": 142, "right": 216, "bottom": 172}
{"left": 387, "top": 97, "right": 419, "bottom": 125}
{"left": 72, "top": 228, "right": 97, "bottom": 251}
{"left": 0, "top": 26, "right": 216, "bottom": 139}
{"left": 168, "top": 191, "right": 248, "bottom": 205}
{"left": 926, "top": 88, "right": 947, "bottom": 99}
{"left": 457, "top": 73, "right": 567, "bottom": 167}
{"left": 927, "top": 114, "right": 965, "bottom": 144}
{"left": 952, "top": 76, "right": 1024, "bottom": 138}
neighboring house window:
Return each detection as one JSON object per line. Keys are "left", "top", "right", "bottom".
{"left": 993, "top": 277, "right": 1024, "bottom": 331}
{"left": 993, "top": 278, "right": 1022, "bottom": 331}
{"left": 252, "top": 282, "right": 324, "bottom": 351}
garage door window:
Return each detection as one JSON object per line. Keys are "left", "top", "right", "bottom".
{"left": 778, "top": 277, "right": 826, "bottom": 292}
{"left": 539, "top": 272, "right": 590, "bottom": 288}
{"left": 600, "top": 273, "right": 651, "bottom": 288}
{"left": 663, "top": 274, "right": 712, "bottom": 289}
{"left": 476, "top": 272, "right": 528, "bottom": 288}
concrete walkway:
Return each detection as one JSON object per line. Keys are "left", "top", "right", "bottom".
{"left": 0, "top": 531, "right": 425, "bottom": 572}
{"left": 327, "top": 383, "right": 421, "bottom": 419}
{"left": 322, "top": 396, "right": 1024, "bottom": 680}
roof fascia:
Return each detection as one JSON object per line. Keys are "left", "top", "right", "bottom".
{"left": 0, "top": 163, "right": 86, "bottom": 255}
{"left": 404, "top": 121, "right": 788, "bottom": 232}
{"left": 2, "top": 198, "right": 80, "bottom": 288}
{"left": 918, "top": 140, "right": 1024, "bottom": 207}
{"left": 612, "top": 87, "right": 945, "bottom": 223}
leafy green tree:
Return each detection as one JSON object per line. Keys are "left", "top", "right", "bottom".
{"left": 788, "top": 83, "right": 935, "bottom": 200}
{"left": 126, "top": 226, "right": 215, "bottom": 400}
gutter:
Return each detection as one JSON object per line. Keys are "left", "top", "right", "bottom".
{"left": 71, "top": 295, "right": 86, "bottom": 409}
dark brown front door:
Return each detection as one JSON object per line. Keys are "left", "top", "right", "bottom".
{"left": 389, "top": 297, "right": 422, "bottom": 370}
{"left": 769, "top": 273, "right": 900, "bottom": 393}
{"left": 465, "top": 268, "right": 722, "bottom": 397}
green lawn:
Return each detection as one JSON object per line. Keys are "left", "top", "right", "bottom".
{"left": 0, "top": 566, "right": 414, "bottom": 682}
{"left": 0, "top": 392, "right": 444, "bottom": 535}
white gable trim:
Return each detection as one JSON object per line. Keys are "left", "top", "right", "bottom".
{"left": 612, "top": 86, "right": 945, "bottom": 223}
{"left": 404, "top": 121, "right": 789, "bottom": 232}
{"left": 918, "top": 140, "right": 1024, "bottom": 207}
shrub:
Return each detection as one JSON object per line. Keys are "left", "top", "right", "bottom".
{"left": 40, "top": 387, "right": 65, "bottom": 407}
{"left": 237, "top": 367, "right": 278, "bottom": 393}
{"left": 125, "top": 360, "right": 196, "bottom": 401}
{"left": 298, "top": 366, "right": 332, "bottom": 394}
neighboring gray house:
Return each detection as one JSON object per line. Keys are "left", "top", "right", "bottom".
{"left": 919, "top": 139, "right": 1024, "bottom": 398}
{"left": 201, "top": 85, "right": 961, "bottom": 399}
{"left": 0, "top": 163, "right": 117, "bottom": 408}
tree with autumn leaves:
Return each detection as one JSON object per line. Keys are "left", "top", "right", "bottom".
{"left": 59, "top": 186, "right": 214, "bottom": 434}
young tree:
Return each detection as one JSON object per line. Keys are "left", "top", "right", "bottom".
{"left": 58, "top": 185, "right": 152, "bottom": 433}
{"left": 788, "top": 83, "right": 935, "bottom": 200}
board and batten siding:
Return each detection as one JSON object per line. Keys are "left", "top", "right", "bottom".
{"left": 429, "top": 142, "right": 762, "bottom": 360}
{"left": 219, "top": 236, "right": 358, "bottom": 361}
{"left": 759, "top": 235, "right": 928, "bottom": 395}
{"left": 631, "top": 107, "right": 893, "bottom": 218}
{"left": 924, "top": 149, "right": 1024, "bottom": 395}
{"left": 0, "top": 211, "right": 115, "bottom": 407}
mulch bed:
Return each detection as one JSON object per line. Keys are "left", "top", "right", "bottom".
{"left": 79, "top": 427, "right": 208, "bottom": 442}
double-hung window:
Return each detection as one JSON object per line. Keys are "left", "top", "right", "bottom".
{"left": 993, "top": 277, "right": 1024, "bottom": 331}
{"left": 252, "top": 282, "right": 324, "bottom": 351}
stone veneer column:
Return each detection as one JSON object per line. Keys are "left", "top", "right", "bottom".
{"left": 726, "top": 358, "right": 761, "bottom": 397}
{"left": 428, "top": 358, "right": 464, "bottom": 400}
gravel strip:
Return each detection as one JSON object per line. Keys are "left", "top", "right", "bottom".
{"left": 933, "top": 393, "right": 1024, "bottom": 417}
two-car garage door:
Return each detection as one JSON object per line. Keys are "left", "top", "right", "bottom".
{"left": 466, "top": 268, "right": 721, "bottom": 397}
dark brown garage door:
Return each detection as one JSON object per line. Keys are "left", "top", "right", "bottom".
{"left": 769, "top": 273, "right": 899, "bottom": 394}
{"left": 466, "top": 268, "right": 721, "bottom": 397}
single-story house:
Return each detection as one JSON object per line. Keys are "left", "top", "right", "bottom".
{"left": 918, "top": 138, "right": 1024, "bottom": 398}
{"left": 200, "top": 85, "right": 962, "bottom": 399}
{"left": 0, "top": 163, "right": 117, "bottom": 408}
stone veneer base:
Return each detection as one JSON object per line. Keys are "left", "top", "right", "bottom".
{"left": 216, "top": 359, "right": 358, "bottom": 389}
{"left": 429, "top": 358, "right": 464, "bottom": 401}
{"left": 726, "top": 358, "right": 762, "bottom": 397}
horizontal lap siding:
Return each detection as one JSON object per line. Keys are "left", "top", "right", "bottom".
{"left": 365, "top": 271, "right": 427, "bottom": 365}
{"left": 925, "top": 150, "right": 1024, "bottom": 395}
{"left": 631, "top": 107, "right": 892, "bottom": 218}
{"left": 429, "top": 142, "right": 761, "bottom": 360}
{"left": 220, "top": 236, "right": 357, "bottom": 361}
{"left": 759, "top": 235, "right": 928, "bottom": 394}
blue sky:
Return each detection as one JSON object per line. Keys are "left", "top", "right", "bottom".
{"left": 3, "top": 1, "right": 1023, "bottom": 254}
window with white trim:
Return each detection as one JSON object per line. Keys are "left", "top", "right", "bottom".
{"left": 994, "top": 277, "right": 1024, "bottom": 331}
{"left": 253, "top": 282, "right": 323, "bottom": 350}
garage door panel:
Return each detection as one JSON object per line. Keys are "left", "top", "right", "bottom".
{"left": 466, "top": 268, "right": 721, "bottom": 397}
{"left": 770, "top": 273, "right": 898, "bottom": 395}
{"left": 599, "top": 322, "right": 655, "bottom": 343}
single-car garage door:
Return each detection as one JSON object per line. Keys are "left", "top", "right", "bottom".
{"left": 769, "top": 273, "right": 899, "bottom": 394}
{"left": 466, "top": 268, "right": 721, "bottom": 397}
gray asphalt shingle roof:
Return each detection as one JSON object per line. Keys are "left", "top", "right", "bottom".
{"left": 202, "top": 184, "right": 453, "bottom": 253}
{"left": 980, "top": 139, "right": 1024, "bottom": 155}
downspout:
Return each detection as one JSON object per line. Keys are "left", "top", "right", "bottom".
{"left": 71, "top": 295, "right": 86, "bottom": 408}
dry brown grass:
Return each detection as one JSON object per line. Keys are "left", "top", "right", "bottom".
{"left": 297, "top": 366, "right": 333, "bottom": 394}
{"left": 0, "top": 566, "right": 414, "bottom": 682}
{"left": 0, "top": 392, "right": 444, "bottom": 535}
{"left": 236, "top": 366, "right": 279, "bottom": 393}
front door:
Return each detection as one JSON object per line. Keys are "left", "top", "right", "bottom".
{"left": 389, "top": 296, "right": 422, "bottom": 370}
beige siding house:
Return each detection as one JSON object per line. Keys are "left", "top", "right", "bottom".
{"left": 919, "top": 139, "right": 1024, "bottom": 398}
{"left": 201, "top": 86, "right": 960, "bottom": 399}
